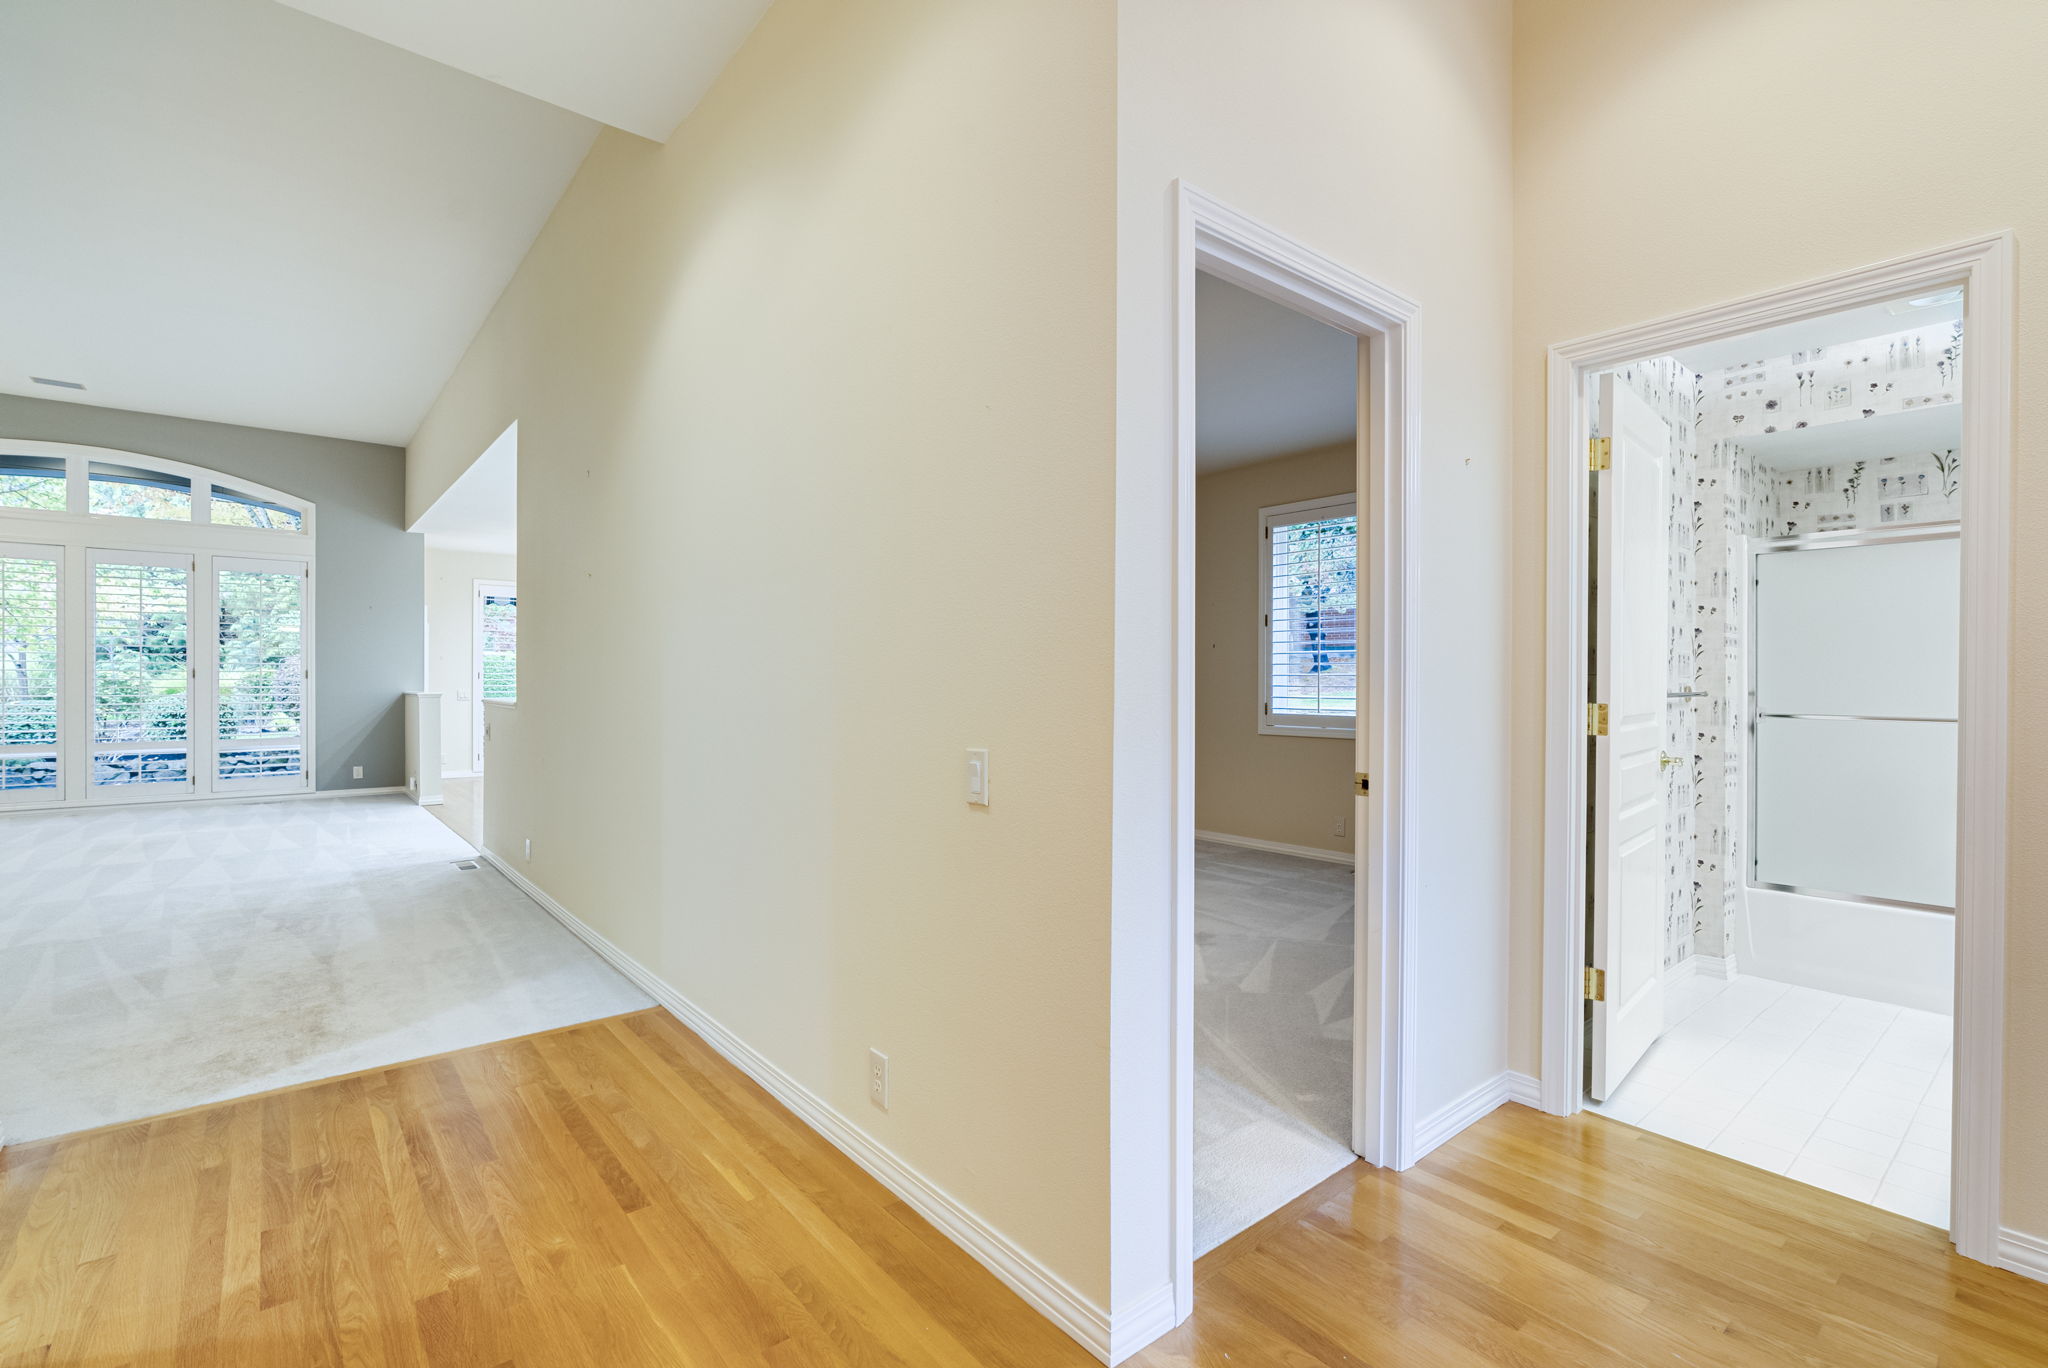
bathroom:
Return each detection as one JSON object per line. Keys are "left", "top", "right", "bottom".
{"left": 1586, "top": 289, "right": 1961, "bottom": 1226}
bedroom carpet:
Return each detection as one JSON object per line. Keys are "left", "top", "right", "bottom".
{"left": 1193, "top": 838, "right": 1357, "bottom": 1254}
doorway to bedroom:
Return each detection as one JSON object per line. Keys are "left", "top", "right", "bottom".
{"left": 1190, "top": 271, "right": 1361, "bottom": 1253}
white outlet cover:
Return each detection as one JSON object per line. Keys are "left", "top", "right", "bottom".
{"left": 868, "top": 1047, "right": 889, "bottom": 1109}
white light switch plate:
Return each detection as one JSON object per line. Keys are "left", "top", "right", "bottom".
{"left": 965, "top": 748, "right": 989, "bottom": 806}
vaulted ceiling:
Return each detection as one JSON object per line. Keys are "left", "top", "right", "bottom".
{"left": 0, "top": 0, "right": 769, "bottom": 448}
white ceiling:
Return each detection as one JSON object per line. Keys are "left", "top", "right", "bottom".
{"left": 275, "top": 0, "right": 774, "bottom": 141}
{"left": 0, "top": 0, "right": 599, "bottom": 446}
{"left": 413, "top": 420, "right": 516, "bottom": 552}
{"left": 1670, "top": 292, "right": 1964, "bottom": 376}
{"left": 1196, "top": 273, "right": 1357, "bottom": 473}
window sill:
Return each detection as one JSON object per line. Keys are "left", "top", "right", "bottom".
{"left": 1258, "top": 717, "right": 1355, "bottom": 739}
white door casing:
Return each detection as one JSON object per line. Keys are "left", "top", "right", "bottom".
{"left": 1542, "top": 234, "right": 2012, "bottom": 1263}
{"left": 1588, "top": 374, "right": 1671, "bottom": 1102}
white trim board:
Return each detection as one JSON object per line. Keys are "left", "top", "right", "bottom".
{"left": 1410, "top": 1071, "right": 1541, "bottom": 1165}
{"left": 1539, "top": 234, "right": 2013, "bottom": 1266}
{"left": 1193, "top": 829, "right": 1356, "bottom": 866}
{"left": 1668, "top": 953, "right": 1737, "bottom": 985}
{"left": 478, "top": 848, "right": 1140, "bottom": 1365}
{"left": 1999, "top": 1228, "right": 2048, "bottom": 1285}
{"left": 1166, "top": 183, "right": 1422, "bottom": 1328}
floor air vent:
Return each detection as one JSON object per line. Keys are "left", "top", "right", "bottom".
{"left": 454, "top": 860, "right": 480, "bottom": 871}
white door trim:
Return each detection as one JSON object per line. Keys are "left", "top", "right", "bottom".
{"left": 1170, "top": 183, "right": 1420, "bottom": 1318}
{"left": 1540, "top": 233, "right": 2013, "bottom": 1264}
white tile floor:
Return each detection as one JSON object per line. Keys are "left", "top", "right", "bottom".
{"left": 1587, "top": 971, "right": 1952, "bottom": 1226}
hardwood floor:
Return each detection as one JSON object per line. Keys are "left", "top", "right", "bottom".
{"left": 1131, "top": 1103, "right": 2048, "bottom": 1368}
{"left": 0, "top": 1009, "right": 1094, "bottom": 1368}
{"left": 8, "top": 1010, "right": 2048, "bottom": 1367}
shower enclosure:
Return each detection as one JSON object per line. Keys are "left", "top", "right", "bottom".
{"left": 1740, "top": 523, "right": 1958, "bottom": 1010}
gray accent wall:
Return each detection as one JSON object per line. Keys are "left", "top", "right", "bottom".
{"left": 0, "top": 393, "right": 422, "bottom": 791}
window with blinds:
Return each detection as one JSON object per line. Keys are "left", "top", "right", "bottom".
{"left": 479, "top": 589, "right": 516, "bottom": 702}
{"left": 91, "top": 556, "right": 192, "bottom": 787}
{"left": 0, "top": 548, "right": 61, "bottom": 792}
{"left": 1260, "top": 495, "right": 1358, "bottom": 737}
{"left": 217, "top": 563, "right": 305, "bottom": 783}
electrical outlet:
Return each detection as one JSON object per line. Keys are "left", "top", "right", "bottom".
{"left": 868, "top": 1048, "right": 889, "bottom": 1110}
{"left": 1332, "top": 812, "right": 1347, "bottom": 838}
{"left": 352, "top": 765, "right": 364, "bottom": 780}
{"left": 523, "top": 838, "right": 532, "bottom": 860}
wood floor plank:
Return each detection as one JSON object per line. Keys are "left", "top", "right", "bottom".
{"left": 10, "top": 1013, "right": 2048, "bottom": 1367}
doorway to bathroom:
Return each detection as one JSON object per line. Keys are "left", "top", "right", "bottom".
{"left": 1540, "top": 236, "right": 2013, "bottom": 1261}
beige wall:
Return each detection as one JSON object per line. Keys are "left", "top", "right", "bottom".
{"left": 1114, "top": 0, "right": 1514, "bottom": 1307}
{"left": 1196, "top": 443, "right": 1356, "bottom": 855}
{"left": 1511, "top": 0, "right": 2048, "bottom": 1235}
{"left": 423, "top": 548, "right": 516, "bottom": 776}
{"left": 408, "top": 0, "right": 1117, "bottom": 1305}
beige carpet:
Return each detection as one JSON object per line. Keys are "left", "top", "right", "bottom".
{"left": 1193, "top": 839, "right": 1357, "bottom": 1253}
{"left": 0, "top": 794, "right": 649, "bottom": 1142}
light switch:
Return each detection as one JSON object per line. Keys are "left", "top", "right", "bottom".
{"left": 965, "top": 748, "right": 989, "bottom": 806}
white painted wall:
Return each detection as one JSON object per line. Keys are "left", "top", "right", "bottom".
{"left": 409, "top": 0, "right": 1119, "bottom": 1322}
{"left": 1112, "top": 0, "right": 1515, "bottom": 1319}
{"left": 424, "top": 548, "right": 516, "bottom": 775}
{"left": 1509, "top": 0, "right": 2048, "bottom": 1239}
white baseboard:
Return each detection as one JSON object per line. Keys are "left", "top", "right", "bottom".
{"left": 1410, "top": 1069, "right": 1541, "bottom": 1163}
{"left": 1106, "top": 1283, "right": 1178, "bottom": 1363}
{"left": 480, "top": 848, "right": 1142, "bottom": 1364}
{"left": 1193, "top": 829, "right": 1355, "bottom": 867}
{"left": 1669, "top": 952, "right": 1736, "bottom": 986}
{"left": 0, "top": 784, "right": 407, "bottom": 817}
{"left": 1999, "top": 1228, "right": 2048, "bottom": 1283}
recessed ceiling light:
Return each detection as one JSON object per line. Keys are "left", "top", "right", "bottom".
{"left": 29, "top": 376, "right": 85, "bottom": 390}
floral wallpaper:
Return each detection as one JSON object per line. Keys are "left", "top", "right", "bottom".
{"left": 1698, "top": 319, "right": 1963, "bottom": 537}
{"left": 1597, "top": 319, "right": 1962, "bottom": 970}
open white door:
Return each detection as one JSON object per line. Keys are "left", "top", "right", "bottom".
{"left": 1588, "top": 374, "right": 1672, "bottom": 1101}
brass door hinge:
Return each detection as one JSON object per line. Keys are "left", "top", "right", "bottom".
{"left": 1354, "top": 772, "right": 1370, "bottom": 795}
{"left": 1584, "top": 967, "right": 1606, "bottom": 1001}
{"left": 1588, "top": 436, "right": 1611, "bottom": 471}
{"left": 1587, "top": 702, "right": 1609, "bottom": 736}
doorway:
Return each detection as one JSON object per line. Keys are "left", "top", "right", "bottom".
{"left": 1189, "top": 272, "right": 1360, "bottom": 1253}
{"left": 1166, "top": 185, "right": 1422, "bottom": 1317}
{"left": 1542, "top": 236, "right": 2013, "bottom": 1262}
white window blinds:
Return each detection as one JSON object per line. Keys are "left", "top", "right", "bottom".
{"left": 1261, "top": 495, "right": 1358, "bottom": 736}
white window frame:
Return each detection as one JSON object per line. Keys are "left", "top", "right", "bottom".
{"left": 211, "top": 553, "right": 314, "bottom": 796}
{"left": 85, "top": 546, "right": 198, "bottom": 803}
{"left": 0, "top": 440, "right": 317, "bottom": 809}
{"left": 0, "top": 540, "right": 67, "bottom": 804}
{"left": 1258, "top": 492, "right": 1358, "bottom": 738}
{"left": 472, "top": 579, "right": 516, "bottom": 773}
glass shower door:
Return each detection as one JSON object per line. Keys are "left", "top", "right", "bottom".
{"left": 1750, "top": 530, "right": 1959, "bottom": 910}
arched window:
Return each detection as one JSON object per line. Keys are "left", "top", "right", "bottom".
{"left": 0, "top": 441, "right": 316, "bottom": 808}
